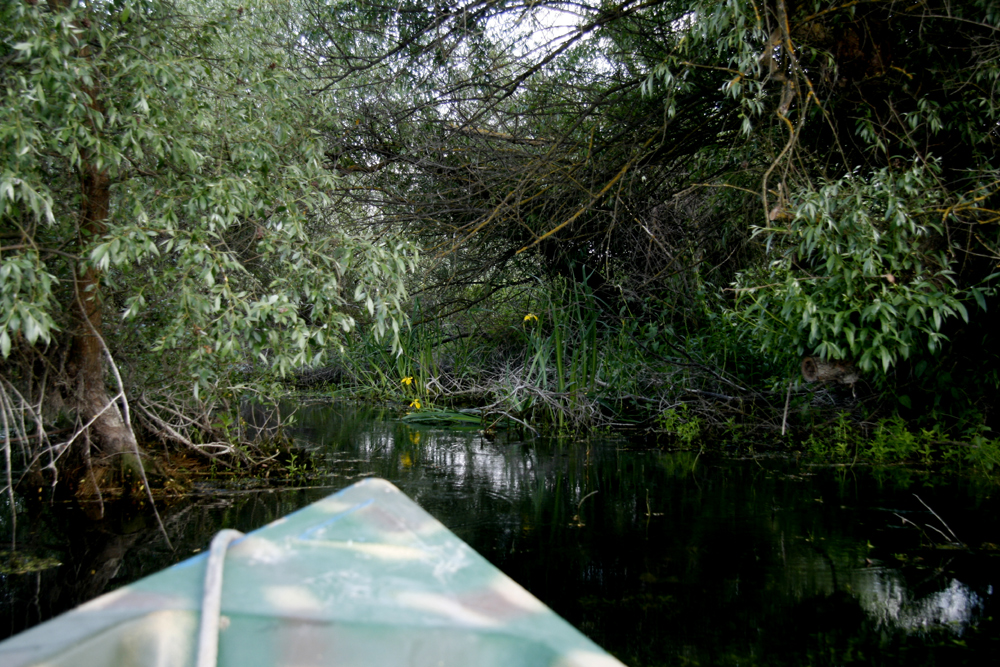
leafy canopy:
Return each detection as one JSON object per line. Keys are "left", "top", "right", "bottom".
{"left": 1, "top": 0, "right": 416, "bottom": 395}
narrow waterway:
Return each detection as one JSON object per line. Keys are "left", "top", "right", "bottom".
{"left": 2, "top": 401, "right": 999, "bottom": 665}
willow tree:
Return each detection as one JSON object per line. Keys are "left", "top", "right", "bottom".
{"left": 294, "top": 0, "right": 751, "bottom": 327}
{"left": 638, "top": 0, "right": 1000, "bottom": 377}
{"left": 0, "top": 0, "right": 414, "bottom": 484}
{"left": 321, "top": 1, "right": 1000, "bottom": 368}
{"left": 298, "top": 0, "right": 1000, "bottom": 417}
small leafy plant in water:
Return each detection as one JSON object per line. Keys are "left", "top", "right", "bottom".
{"left": 805, "top": 411, "right": 859, "bottom": 460}
{"left": 286, "top": 451, "right": 308, "bottom": 481}
{"left": 804, "top": 411, "right": 1000, "bottom": 472}
{"left": 656, "top": 405, "right": 703, "bottom": 446}
{"left": 866, "top": 416, "right": 927, "bottom": 463}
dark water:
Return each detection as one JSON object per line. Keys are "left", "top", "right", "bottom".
{"left": 2, "top": 401, "right": 999, "bottom": 665}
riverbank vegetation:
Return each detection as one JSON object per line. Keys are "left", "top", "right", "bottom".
{"left": 3, "top": 0, "right": 1000, "bottom": 496}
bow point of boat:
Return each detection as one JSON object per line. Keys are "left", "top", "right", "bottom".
{"left": 0, "top": 478, "right": 626, "bottom": 667}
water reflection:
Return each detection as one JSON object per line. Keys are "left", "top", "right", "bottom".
{"left": 782, "top": 546, "right": 988, "bottom": 635}
{"left": 1, "top": 401, "right": 998, "bottom": 665}
{"left": 860, "top": 573, "right": 984, "bottom": 634}
{"left": 290, "top": 403, "right": 1000, "bottom": 664}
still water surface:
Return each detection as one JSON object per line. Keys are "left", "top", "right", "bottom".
{"left": 2, "top": 401, "right": 999, "bottom": 665}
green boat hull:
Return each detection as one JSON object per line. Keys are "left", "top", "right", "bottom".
{"left": 0, "top": 478, "right": 625, "bottom": 666}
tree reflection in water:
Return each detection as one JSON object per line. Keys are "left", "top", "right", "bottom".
{"left": 2, "top": 402, "right": 998, "bottom": 665}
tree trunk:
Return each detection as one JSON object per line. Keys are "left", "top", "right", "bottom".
{"left": 48, "top": 0, "right": 140, "bottom": 473}
{"left": 68, "top": 164, "right": 134, "bottom": 464}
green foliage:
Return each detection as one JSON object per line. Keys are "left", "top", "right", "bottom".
{"left": 804, "top": 411, "right": 860, "bottom": 460}
{"left": 1, "top": 0, "right": 416, "bottom": 396}
{"left": 496, "top": 276, "right": 607, "bottom": 429}
{"left": 952, "top": 436, "right": 1000, "bottom": 473}
{"left": 0, "top": 254, "right": 58, "bottom": 357}
{"left": 867, "top": 416, "right": 927, "bottom": 463}
{"left": 655, "top": 405, "right": 703, "bottom": 446}
{"left": 639, "top": 0, "right": 1000, "bottom": 387}
{"left": 323, "top": 270, "right": 762, "bottom": 437}
{"left": 5, "top": 0, "right": 997, "bottom": 464}
{"left": 804, "top": 412, "right": 1000, "bottom": 472}
{"left": 734, "top": 162, "right": 995, "bottom": 373}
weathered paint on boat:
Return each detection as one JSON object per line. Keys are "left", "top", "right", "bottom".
{"left": 0, "top": 478, "right": 626, "bottom": 666}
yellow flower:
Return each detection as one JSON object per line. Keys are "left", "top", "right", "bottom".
{"left": 409, "top": 398, "right": 422, "bottom": 410}
{"left": 523, "top": 313, "right": 538, "bottom": 323}
{"left": 401, "top": 376, "right": 413, "bottom": 386}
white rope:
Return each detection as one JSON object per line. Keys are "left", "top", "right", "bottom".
{"left": 196, "top": 529, "right": 245, "bottom": 667}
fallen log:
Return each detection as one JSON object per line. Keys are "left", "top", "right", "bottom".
{"left": 801, "top": 356, "right": 859, "bottom": 386}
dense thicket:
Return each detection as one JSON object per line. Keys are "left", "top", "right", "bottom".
{"left": 3, "top": 0, "right": 1000, "bottom": 490}
{"left": 303, "top": 0, "right": 1000, "bottom": 424}
{"left": 1, "top": 0, "right": 414, "bottom": 486}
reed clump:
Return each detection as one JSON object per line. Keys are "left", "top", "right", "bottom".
{"left": 307, "top": 276, "right": 787, "bottom": 437}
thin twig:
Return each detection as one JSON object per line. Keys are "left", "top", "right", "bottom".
{"left": 577, "top": 490, "right": 599, "bottom": 512}
{"left": 0, "top": 386, "right": 17, "bottom": 550}
{"left": 75, "top": 287, "right": 173, "bottom": 550}
{"left": 135, "top": 403, "right": 235, "bottom": 466}
{"left": 781, "top": 381, "right": 792, "bottom": 436}
{"left": 913, "top": 494, "right": 963, "bottom": 545}
{"left": 894, "top": 512, "right": 935, "bottom": 544}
